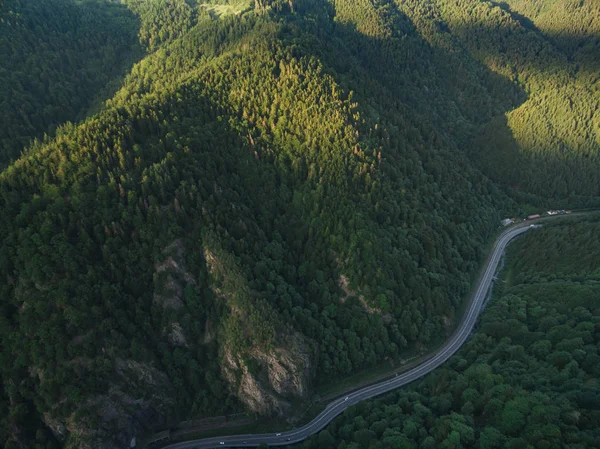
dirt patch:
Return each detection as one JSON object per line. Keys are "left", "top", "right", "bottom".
{"left": 338, "top": 273, "right": 389, "bottom": 319}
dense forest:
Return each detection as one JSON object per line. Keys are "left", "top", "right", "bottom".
{"left": 0, "top": 0, "right": 598, "bottom": 448}
{"left": 0, "top": 0, "right": 142, "bottom": 166}
{"left": 444, "top": 0, "right": 600, "bottom": 197}
{"left": 301, "top": 216, "right": 600, "bottom": 449}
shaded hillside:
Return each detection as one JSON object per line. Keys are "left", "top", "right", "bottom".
{"left": 428, "top": 0, "right": 600, "bottom": 198}
{"left": 0, "top": 0, "right": 142, "bottom": 165}
{"left": 0, "top": 1, "right": 599, "bottom": 448}
{"left": 498, "top": 0, "right": 600, "bottom": 87}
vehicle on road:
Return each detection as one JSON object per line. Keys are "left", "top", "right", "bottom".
{"left": 160, "top": 222, "right": 563, "bottom": 449}
{"left": 276, "top": 433, "right": 281, "bottom": 436}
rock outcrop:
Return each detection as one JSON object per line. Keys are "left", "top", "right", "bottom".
{"left": 204, "top": 242, "right": 314, "bottom": 417}
{"left": 39, "top": 238, "right": 196, "bottom": 449}
{"left": 154, "top": 239, "right": 196, "bottom": 311}
{"left": 42, "top": 359, "right": 175, "bottom": 449}
{"left": 222, "top": 331, "right": 313, "bottom": 416}
{"left": 154, "top": 239, "right": 195, "bottom": 345}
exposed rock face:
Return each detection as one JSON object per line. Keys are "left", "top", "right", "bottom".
{"left": 202, "top": 318, "right": 215, "bottom": 345}
{"left": 43, "top": 413, "right": 67, "bottom": 441}
{"left": 154, "top": 239, "right": 196, "bottom": 311}
{"left": 222, "top": 332, "right": 313, "bottom": 416}
{"left": 39, "top": 239, "right": 196, "bottom": 449}
{"left": 168, "top": 322, "right": 188, "bottom": 347}
{"left": 251, "top": 334, "right": 311, "bottom": 398}
{"left": 204, "top": 242, "right": 315, "bottom": 417}
{"left": 154, "top": 239, "right": 195, "bottom": 345}
{"left": 223, "top": 349, "right": 291, "bottom": 416}
{"left": 42, "top": 359, "right": 175, "bottom": 449}
{"left": 35, "top": 236, "right": 316, "bottom": 447}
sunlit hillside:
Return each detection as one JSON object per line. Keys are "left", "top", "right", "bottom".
{"left": 0, "top": 1, "right": 598, "bottom": 448}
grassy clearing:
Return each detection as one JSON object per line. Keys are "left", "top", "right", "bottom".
{"left": 199, "top": 1, "right": 252, "bottom": 18}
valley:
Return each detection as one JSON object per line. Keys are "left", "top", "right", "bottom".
{"left": 0, "top": 1, "right": 598, "bottom": 448}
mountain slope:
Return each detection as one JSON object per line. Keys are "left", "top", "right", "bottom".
{"left": 0, "top": 0, "right": 141, "bottom": 166}
{"left": 312, "top": 215, "right": 600, "bottom": 449}
{"left": 428, "top": 0, "right": 600, "bottom": 197}
{"left": 0, "top": 1, "right": 599, "bottom": 448}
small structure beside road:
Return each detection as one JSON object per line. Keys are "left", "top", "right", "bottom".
{"left": 144, "top": 430, "right": 171, "bottom": 447}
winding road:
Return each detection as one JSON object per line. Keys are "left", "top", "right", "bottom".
{"left": 162, "top": 223, "right": 537, "bottom": 449}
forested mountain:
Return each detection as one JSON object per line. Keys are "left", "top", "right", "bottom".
{"left": 0, "top": 1, "right": 598, "bottom": 448}
{"left": 306, "top": 216, "right": 600, "bottom": 449}
{"left": 499, "top": 0, "right": 600, "bottom": 87}
{"left": 0, "top": 0, "right": 141, "bottom": 165}
{"left": 444, "top": 0, "right": 600, "bottom": 197}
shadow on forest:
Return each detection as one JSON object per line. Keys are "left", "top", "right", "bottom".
{"left": 272, "top": 0, "right": 528, "bottom": 187}
{"left": 273, "top": 0, "right": 600, "bottom": 199}
{"left": 439, "top": 17, "right": 600, "bottom": 198}
{"left": 0, "top": 0, "right": 144, "bottom": 168}
{"left": 6, "top": 2, "right": 600, "bottom": 445}
{"left": 50, "top": 1, "right": 146, "bottom": 125}
{"left": 492, "top": 0, "right": 600, "bottom": 82}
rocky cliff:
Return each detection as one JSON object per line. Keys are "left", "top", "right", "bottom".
{"left": 204, "top": 242, "right": 315, "bottom": 417}
{"left": 222, "top": 331, "right": 313, "bottom": 416}
{"left": 42, "top": 359, "right": 175, "bottom": 449}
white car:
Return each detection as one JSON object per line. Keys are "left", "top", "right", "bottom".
{"left": 344, "top": 396, "right": 349, "bottom": 401}
{"left": 276, "top": 433, "right": 281, "bottom": 436}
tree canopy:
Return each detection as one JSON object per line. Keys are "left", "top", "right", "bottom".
{"left": 0, "top": 0, "right": 598, "bottom": 447}
{"left": 301, "top": 216, "right": 600, "bottom": 449}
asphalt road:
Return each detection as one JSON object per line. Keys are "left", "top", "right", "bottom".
{"left": 162, "top": 223, "right": 536, "bottom": 449}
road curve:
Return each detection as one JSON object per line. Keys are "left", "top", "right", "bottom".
{"left": 162, "top": 223, "right": 536, "bottom": 449}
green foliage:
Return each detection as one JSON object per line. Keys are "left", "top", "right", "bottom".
{"left": 0, "top": 0, "right": 599, "bottom": 447}
{"left": 499, "top": 0, "right": 600, "bottom": 87}
{"left": 126, "top": 0, "right": 197, "bottom": 49}
{"left": 0, "top": 0, "right": 141, "bottom": 165}
{"left": 427, "top": 0, "right": 600, "bottom": 197}
{"left": 307, "top": 219, "right": 600, "bottom": 448}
